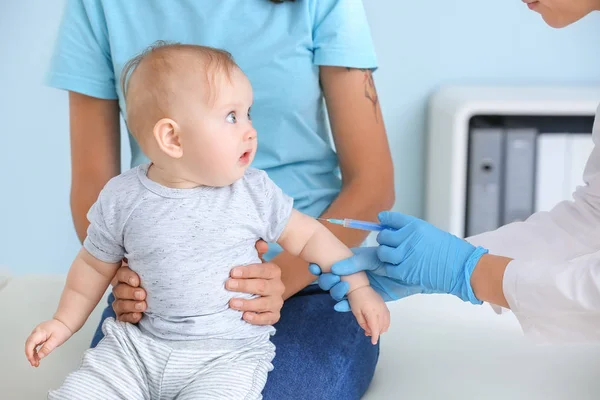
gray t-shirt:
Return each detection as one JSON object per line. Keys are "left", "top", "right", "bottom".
{"left": 83, "top": 163, "right": 293, "bottom": 340}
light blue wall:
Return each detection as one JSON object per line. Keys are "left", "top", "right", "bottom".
{"left": 0, "top": 0, "right": 131, "bottom": 275}
{"left": 1, "top": 1, "right": 599, "bottom": 275}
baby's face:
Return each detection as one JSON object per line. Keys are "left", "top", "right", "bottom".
{"left": 178, "top": 68, "right": 257, "bottom": 187}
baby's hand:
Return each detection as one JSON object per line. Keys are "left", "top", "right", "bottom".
{"left": 347, "top": 286, "right": 390, "bottom": 345}
{"left": 25, "top": 319, "right": 73, "bottom": 367}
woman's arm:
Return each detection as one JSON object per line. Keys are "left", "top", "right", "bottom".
{"left": 69, "top": 92, "right": 149, "bottom": 323}
{"left": 274, "top": 66, "right": 395, "bottom": 299}
{"left": 69, "top": 92, "right": 121, "bottom": 243}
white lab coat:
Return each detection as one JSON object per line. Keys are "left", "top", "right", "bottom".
{"left": 467, "top": 104, "right": 600, "bottom": 343}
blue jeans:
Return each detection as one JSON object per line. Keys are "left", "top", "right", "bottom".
{"left": 92, "top": 285, "right": 379, "bottom": 399}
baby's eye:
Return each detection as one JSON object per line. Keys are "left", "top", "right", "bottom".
{"left": 226, "top": 112, "right": 237, "bottom": 124}
{"left": 247, "top": 108, "right": 252, "bottom": 121}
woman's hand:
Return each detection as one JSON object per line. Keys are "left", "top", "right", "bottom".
{"left": 226, "top": 241, "right": 285, "bottom": 326}
{"left": 112, "top": 259, "right": 146, "bottom": 323}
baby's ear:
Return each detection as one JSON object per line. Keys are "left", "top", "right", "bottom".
{"left": 153, "top": 118, "right": 182, "bottom": 158}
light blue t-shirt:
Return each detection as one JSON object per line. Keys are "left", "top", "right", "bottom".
{"left": 48, "top": 0, "right": 377, "bottom": 259}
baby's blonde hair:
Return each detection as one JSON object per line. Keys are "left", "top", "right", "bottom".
{"left": 120, "top": 41, "right": 239, "bottom": 141}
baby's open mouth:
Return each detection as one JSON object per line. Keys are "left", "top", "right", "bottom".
{"left": 239, "top": 151, "right": 251, "bottom": 164}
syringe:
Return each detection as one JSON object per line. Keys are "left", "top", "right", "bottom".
{"left": 317, "top": 218, "right": 386, "bottom": 232}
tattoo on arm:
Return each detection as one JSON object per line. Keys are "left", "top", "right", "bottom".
{"left": 346, "top": 68, "right": 379, "bottom": 123}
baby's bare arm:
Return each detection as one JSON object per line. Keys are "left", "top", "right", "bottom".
{"left": 277, "top": 210, "right": 369, "bottom": 293}
{"left": 54, "top": 248, "right": 121, "bottom": 333}
{"left": 25, "top": 249, "right": 120, "bottom": 366}
{"left": 278, "top": 211, "right": 389, "bottom": 343}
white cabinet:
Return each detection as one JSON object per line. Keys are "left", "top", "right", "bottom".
{"left": 425, "top": 86, "right": 600, "bottom": 238}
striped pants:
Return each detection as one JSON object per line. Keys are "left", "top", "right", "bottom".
{"left": 48, "top": 318, "right": 275, "bottom": 400}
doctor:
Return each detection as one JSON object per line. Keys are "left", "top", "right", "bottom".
{"left": 312, "top": 0, "right": 600, "bottom": 343}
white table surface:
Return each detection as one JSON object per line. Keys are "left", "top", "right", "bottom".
{"left": 2, "top": 274, "right": 600, "bottom": 399}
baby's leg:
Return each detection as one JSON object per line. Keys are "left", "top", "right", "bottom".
{"left": 174, "top": 336, "right": 275, "bottom": 400}
{"left": 48, "top": 318, "right": 149, "bottom": 400}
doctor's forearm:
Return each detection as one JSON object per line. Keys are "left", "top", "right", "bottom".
{"left": 470, "top": 254, "right": 512, "bottom": 309}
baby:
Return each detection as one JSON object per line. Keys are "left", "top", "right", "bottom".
{"left": 25, "top": 43, "right": 390, "bottom": 400}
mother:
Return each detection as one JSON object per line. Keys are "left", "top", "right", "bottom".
{"left": 47, "top": 0, "right": 394, "bottom": 398}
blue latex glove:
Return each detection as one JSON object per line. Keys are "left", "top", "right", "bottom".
{"left": 309, "top": 247, "right": 432, "bottom": 312}
{"left": 373, "top": 211, "right": 488, "bottom": 304}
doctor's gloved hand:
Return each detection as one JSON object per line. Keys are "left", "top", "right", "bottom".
{"left": 374, "top": 211, "right": 488, "bottom": 304}
{"left": 309, "top": 247, "right": 432, "bottom": 312}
